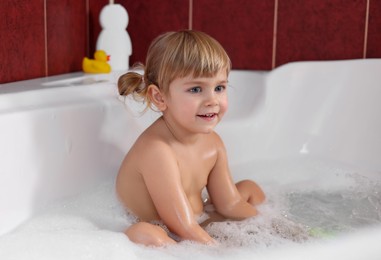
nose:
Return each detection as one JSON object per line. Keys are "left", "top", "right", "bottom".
{"left": 204, "top": 90, "right": 218, "bottom": 107}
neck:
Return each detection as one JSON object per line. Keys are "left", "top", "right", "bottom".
{"left": 161, "top": 116, "right": 201, "bottom": 145}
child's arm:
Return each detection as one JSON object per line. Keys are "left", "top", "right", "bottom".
{"left": 207, "top": 134, "right": 258, "bottom": 220}
{"left": 141, "top": 141, "right": 215, "bottom": 244}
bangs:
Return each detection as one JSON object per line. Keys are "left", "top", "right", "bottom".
{"left": 157, "top": 31, "right": 231, "bottom": 91}
{"left": 180, "top": 32, "right": 231, "bottom": 78}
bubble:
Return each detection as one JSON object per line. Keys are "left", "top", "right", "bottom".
{"left": 1, "top": 161, "right": 381, "bottom": 259}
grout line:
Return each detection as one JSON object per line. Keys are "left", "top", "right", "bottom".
{"left": 189, "top": 0, "right": 193, "bottom": 30}
{"left": 363, "top": 0, "right": 370, "bottom": 58}
{"left": 271, "top": 0, "right": 278, "bottom": 69}
{"left": 44, "top": 0, "right": 48, "bottom": 76}
{"left": 86, "top": 0, "right": 90, "bottom": 57}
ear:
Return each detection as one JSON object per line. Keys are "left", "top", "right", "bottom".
{"left": 148, "top": 84, "right": 167, "bottom": 111}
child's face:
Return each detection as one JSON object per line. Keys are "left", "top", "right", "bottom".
{"left": 163, "top": 69, "right": 228, "bottom": 134}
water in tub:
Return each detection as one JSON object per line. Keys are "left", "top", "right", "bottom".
{"left": 1, "top": 158, "right": 380, "bottom": 259}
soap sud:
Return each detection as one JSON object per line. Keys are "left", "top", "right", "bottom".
{"left": 1, "top": 163, "right": 381, "bottom": 259}
{"left": 0, "top": 181, "right": 306, "bottom": 259}
{"left": 0, "top": 183, "right": 315, "bottom": 260}
{"left": 205, "top": 213, "right": 309, "bottom": 247}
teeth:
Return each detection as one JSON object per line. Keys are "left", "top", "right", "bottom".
{"left": 198, "top": 113, "right": 216, "bottom": 118}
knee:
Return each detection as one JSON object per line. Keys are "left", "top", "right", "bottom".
{"left": 236, "top": 180, "right": 265, "bottom": 205}
{"left": 125, "top": 222, "right": 176, "bottom": 247}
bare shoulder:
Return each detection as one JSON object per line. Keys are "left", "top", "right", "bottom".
{"left": 209, "top": 131, "right": 226, "bottom": 152}
{"left": 130, "top": 120, "right": 176, "bottom": 171}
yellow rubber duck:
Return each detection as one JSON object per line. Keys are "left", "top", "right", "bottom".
{"left": 82, "top": 50, "right": 111, "bottom": 73}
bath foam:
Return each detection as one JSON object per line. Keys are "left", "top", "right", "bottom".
{"left": 0, "top": 182, "right": 308, "bottom": 259}
{"left": 1, "top": 159, "right": 381, "bottom": 260}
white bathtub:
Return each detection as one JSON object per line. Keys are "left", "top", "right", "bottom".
{"left": 0, "top": 59, "right": 381, "bottom": 259}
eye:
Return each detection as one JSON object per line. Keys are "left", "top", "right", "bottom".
{"left": 215, "top": 85, "right": 226, "bottom": 92}
{"left": 189, "top": 86, "right": 202, "bottom": 93}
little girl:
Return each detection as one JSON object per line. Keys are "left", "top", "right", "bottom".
{"left": 116, "top": 30, "right": 265, "bottom": 246}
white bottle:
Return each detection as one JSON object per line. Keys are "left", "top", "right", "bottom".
{"left": 96, "top": 4, "right": 132, "bottom": 71}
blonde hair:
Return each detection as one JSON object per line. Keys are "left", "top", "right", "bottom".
{"left": 118, "top": 30, "right": 231, "bottom": 110}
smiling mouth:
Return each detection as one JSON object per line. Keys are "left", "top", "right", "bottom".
{"left": 197, "top": 113, "right": 217, "bottom": 119}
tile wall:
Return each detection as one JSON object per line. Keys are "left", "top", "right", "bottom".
{"left": 1, "top": 0, "right": 380, "bottom": 84}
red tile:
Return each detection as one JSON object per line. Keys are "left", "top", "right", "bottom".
{"left": 193, "top": 0, "right": 275, "bottom": 70}
{"left": 89, "top": 0, "right": 189, "bottom": 67}
{"left": 367, "top": 0, "right": 381, "bottom": 57}
{"left": 0, "top": 0, "right": 45, "bottom": 83}
{"left": 88, "top": 0, "right": 107, "bottom": 60}
{"left": 276, "top": 0, "right": 366, "bottom": 67}
{"left": 46, "top": 0, "right": 87, "bottom": 76}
